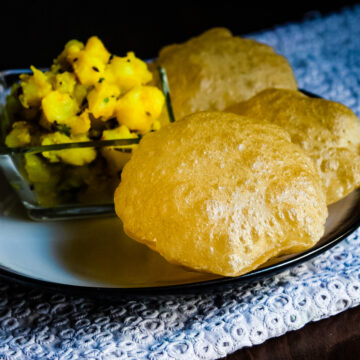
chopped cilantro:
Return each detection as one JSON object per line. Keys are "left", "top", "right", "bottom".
{"left": 56, "top": 123, "right": 72, "bottom": 137}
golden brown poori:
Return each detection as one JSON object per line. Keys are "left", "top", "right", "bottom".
{"left": 114, "top": 112, "right": 328, "bottom": 277}
{"left": 152, "top": 28, "right": 297, "bottom": 121}
{"left": 226, "top": 88, "right": 360, "bottom": 204}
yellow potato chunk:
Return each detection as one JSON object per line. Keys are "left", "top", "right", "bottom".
{"left": 19, "top": 66, "right": 52, "bottom": 108}
{"left": 54, "top": 72, "right": 77, "bottom": 94}
{"left": 87, "top": 82, "right": 120, "bottom": 120}
{"left": 73, "top": 51, "right": 106, "bottom": 86}
{"left": 56, "top": 39, "right": 85, "bottom": 66}
{"left": 101, "top": 125, "right": 139, "bottom": 174}
{"left": 41, "top": 132, "right": 96, "bottom": 166}
{"left": 102, "top": 124, "right": 138, "bottom": 142}
{"left": 115, "top": 112, "right": 328, "bottom": 277}
{"left": 84, "top": 36, "right": 111, "bottom": 64}
{"left": 24, "top": 153, "right": 60, "bottom": 207}
{"left": 41, "top": 90, "right": 79, "bottom": 124}
{"left": 73, "top": 83, "right": 89, "bottom": 106}
{"left": 5, "top": 121, "right": 32, "bottom": 148}
{"left": 151, "top": 120, "right": 161, "bottom": 131}
{"left": 66, "top": 110, "right": 91, "bottom": 135}
{"left": 115, "top": 85, "right": 165, "bottom": 132}
{"left": 25, "top": 153, "right": 57, "bottom": 184}
{"left": 227, "top": 89, "right": 360, "bottom": 204}
{"left": 106, "top": 52, "right": 152, "bottom": 91}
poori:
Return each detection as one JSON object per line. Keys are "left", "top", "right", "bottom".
{"left": 115, "top": 111, "right": 328, "bottom": 277}
{"left": 152, "top": 28, "right": 297, "bottom": 121}
{"left": 227, "top": 88, "right": 360, "bottom": 204}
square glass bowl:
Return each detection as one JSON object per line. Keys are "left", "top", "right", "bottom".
{"left": 0, "top": 68, "right": 172, "bottom": 220}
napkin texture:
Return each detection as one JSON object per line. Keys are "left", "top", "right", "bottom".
{"left": 1, "top": 5, "right": 360, "bottom": 359}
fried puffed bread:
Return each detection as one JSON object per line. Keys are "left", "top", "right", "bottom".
{"left": 227, "top": 89, "right": 360, "bottom": 204}
{"left": 152, "top": 28, "right": 297, "bottom": 121}
{"left": 114, "top": 112, "right": 328, "bottom": 277}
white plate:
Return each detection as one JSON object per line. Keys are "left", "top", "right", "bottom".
{"left": 0, "top": 171, "right": 359, "bottom": 298}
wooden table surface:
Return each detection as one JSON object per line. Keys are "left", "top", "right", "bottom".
{"left": 223, "top": 304, "right": 360, "bottom": 359}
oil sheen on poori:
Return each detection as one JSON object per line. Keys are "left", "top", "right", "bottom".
{"left": 115, "top": 112, "right": 328, "bottom": 277}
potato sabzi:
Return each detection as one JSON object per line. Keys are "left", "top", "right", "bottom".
{"left": 3, "top": 36, "right": 165, "bottom": 207}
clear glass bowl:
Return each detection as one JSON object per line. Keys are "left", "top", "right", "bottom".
{"left": 0, "top": 68, "right": 172, "bottom": 221}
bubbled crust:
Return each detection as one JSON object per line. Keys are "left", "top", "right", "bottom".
{"left": 152, "top": 28, "right": 297, "bottom": 121}
{"left": 115, "top": 112, "right": 327, "bottom": 277}
{"left": 227, "top": 89, "right": 360, "bottom": 204}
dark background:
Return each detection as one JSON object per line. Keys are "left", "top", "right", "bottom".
{"left": 1, "top": 1, "right": 358, "bottom": 70}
